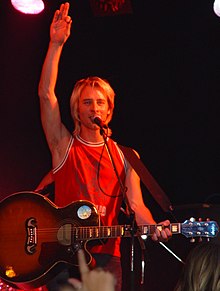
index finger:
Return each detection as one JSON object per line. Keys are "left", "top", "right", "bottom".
{"left": 78, "top": 249, "right": 90, "bottom": 275}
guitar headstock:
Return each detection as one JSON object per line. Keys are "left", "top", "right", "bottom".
{"left": 181, "top": 217, "right": 219, "bottom": 240}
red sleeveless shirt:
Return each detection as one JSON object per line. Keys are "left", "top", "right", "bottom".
{"left": 53, "top": 135, "right": 127, "bottom": 257}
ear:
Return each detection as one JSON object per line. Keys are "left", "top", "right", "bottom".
{"left": 107, "top": 109, "right": 111, "bottom": 115}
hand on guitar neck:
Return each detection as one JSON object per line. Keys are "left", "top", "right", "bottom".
{"left": 151, "top": 219, "right": 171, "bottom": 242}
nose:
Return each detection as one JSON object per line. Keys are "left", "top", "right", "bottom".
{"left": 90, "top": 101, "right": 99, "bottom": 112}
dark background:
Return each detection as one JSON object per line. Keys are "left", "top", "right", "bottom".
{"left": 1, "top": 0, "right": 220, "bottom": 290}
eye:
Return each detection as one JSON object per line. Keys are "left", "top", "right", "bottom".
{"left": 83, "top": 100, "right": 91, "bottom": 105}
{"left": 97, "top": 100, "right": 106, "bottom": 105}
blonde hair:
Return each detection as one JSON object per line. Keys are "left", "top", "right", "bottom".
{"left": 175, "top": 242, "right": 220, "bottom": 291}
{"left": 70, "top": 76, "right": 115, "bottom": 136}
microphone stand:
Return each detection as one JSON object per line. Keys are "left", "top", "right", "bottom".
{"left": 98, "top": 126, "right": 136, "bottom": 291}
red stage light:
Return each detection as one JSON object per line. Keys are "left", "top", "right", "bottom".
{"left": 11, "top": 0, "right": 44, "bottom": 14}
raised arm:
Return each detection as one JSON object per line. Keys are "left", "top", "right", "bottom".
{"left": 38, "top": 2, "right": 72, "bottom": 166}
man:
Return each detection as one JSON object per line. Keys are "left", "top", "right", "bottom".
{"left": 38, "top": 3, "right": 171, "bottom": 290}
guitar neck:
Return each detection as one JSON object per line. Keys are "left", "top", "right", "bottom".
{"left": 74, "top": 223, "right": 181, "bottom": 240}
{"left": 138, "top": 223, "right": 181, "bottom": 237}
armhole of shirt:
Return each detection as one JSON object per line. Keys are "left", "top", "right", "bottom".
{"left": 53, "top": 136, "right": 74, "bottom": 174}
{"left": 115, "top": 142, "right": 128, "bottom": 173}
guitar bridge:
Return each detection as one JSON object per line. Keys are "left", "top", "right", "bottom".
{"left": 26, "top": 217, "right": 37, "bottom": 254}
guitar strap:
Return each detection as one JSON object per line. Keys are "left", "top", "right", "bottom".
{"left": 117, "top": 144, "right": 173, "bottom": 213}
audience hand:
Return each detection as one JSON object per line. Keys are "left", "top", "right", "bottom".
{"left": 68, "top": 249, "right": 116, "bottom": 291}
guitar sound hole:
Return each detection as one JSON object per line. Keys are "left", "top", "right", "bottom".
{"left": 77, "top": 205, "right": 92, "bottom": 220}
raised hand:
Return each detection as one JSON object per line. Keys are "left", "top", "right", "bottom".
{"left": 50, "top": 2, "right": 72, "bottom": 45}
{"left": 68, "top": 250, "right": 116, "bottom": 291}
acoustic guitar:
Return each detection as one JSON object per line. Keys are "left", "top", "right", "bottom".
{"left": 0, "top": 192, "right": 218, "bottom": 290}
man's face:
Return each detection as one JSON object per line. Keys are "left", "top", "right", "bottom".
{"left": 78, "top": 85, "right": 110, "bottom": 131}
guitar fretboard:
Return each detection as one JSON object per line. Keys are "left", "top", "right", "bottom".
{"left": 73, "top": 223, "right": 181, "bottom": 240}
{"left": 139, "top": 223, "right": 181, "bottom": 236}
{"left": 74, "top": 225, "right": 129, "bottom": 240}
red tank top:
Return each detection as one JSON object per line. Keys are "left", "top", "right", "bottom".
{"left": 53, "top": 135, "right": 126, "bottom": 257}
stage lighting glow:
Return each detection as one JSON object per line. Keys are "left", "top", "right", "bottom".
{"left": 11, "top": 0, "right": 44, "bottom": 14}
{"left": 214, "top": 0, "right": 220, "bottom": 17}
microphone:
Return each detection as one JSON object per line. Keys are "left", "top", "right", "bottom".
{"left": 92, "top": 116, "right": 107, "bottom": 129}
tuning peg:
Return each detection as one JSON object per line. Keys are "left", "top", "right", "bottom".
{"left": 189, "top": 217, "right": 195, "bottom": 222}
{"left": 198, "top": 237, "right": 203, "bottom": 243}
{"left": 190, "top": 237, "right": 195, "bottom": 243}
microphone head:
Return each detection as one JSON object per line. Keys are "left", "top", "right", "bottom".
{"left": 92, "top": 116, "right": 107, "bottom": 129}
{"left": 93, "top": 116, "right": 102, "bottom": 126}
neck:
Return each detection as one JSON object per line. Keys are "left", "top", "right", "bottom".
{"left": 79, "top": 128, "right": 104, "bottom": 143}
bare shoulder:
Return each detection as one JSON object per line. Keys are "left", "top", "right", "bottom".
{"left": 131, "top": 148, "right": 140, "bottom": 158}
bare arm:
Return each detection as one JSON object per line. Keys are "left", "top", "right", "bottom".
{"left": 125, "top": 160, "right": 156, "bottom": 225}
{"left": 125, "top": 151, "right": 172, "bottom": 241}
{"left": 38, "top": 2, "right": 72, "bottom": 166}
